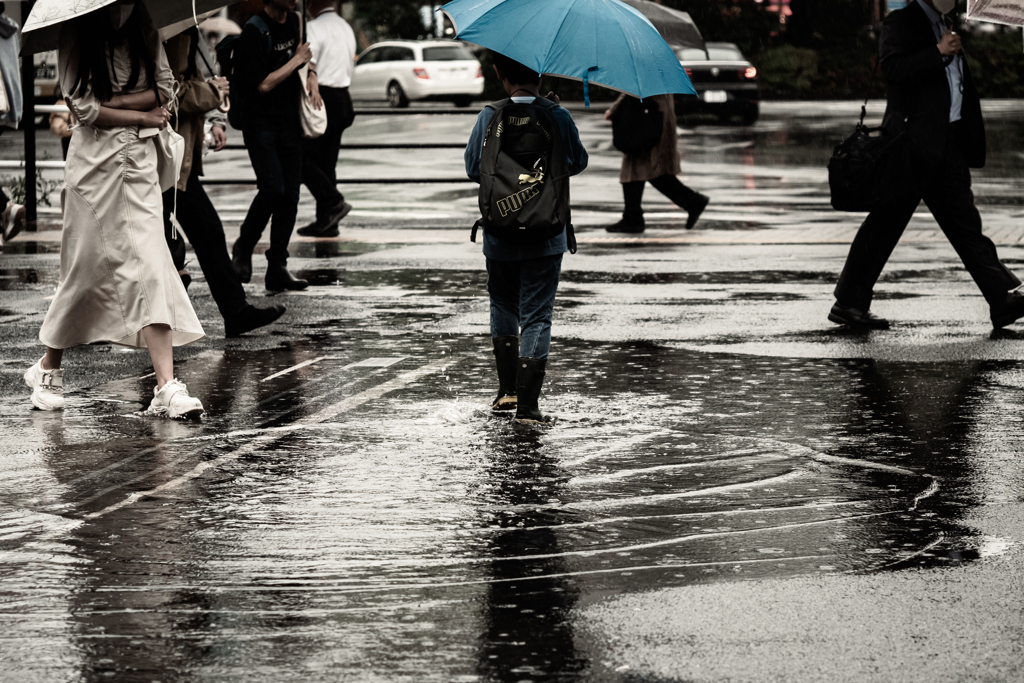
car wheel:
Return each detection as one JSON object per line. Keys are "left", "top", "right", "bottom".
{"left": 387, "top": 81, "right": 409, "bottom": 108}
{"left": 740, "top": 104, "right": 759, "bottom": 126}
{"left": 452, "top": 96, "right": 473, "bottom": 108}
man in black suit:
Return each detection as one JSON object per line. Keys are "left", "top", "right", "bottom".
{"left": 830, "top": 0, "right": 1024, "bottom": 330}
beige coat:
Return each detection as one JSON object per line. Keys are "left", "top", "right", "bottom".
{"left": 608, "top": 93, "right": 681, "bottom": 184}
{"left": 164, "top": 33, "right": 224, "bottom": 191}
{"left": 39, "top": 22, "right": 204, "bottom": 350}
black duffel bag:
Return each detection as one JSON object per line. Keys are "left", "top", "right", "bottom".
{"left": 611, "top": 96, "right": 663, "bottom": 157}
{"left": 828, "top": 102, "right": 914, "bottom": 212}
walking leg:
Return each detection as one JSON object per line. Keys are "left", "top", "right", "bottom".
{"left": 834, "top": 194, "right": 920, "bottom": 312}
{"left": 649, "top": 174, "right": 709, "bottom": 229}
{"left": 514, "top": 254, "right": 562, "bottom": 425}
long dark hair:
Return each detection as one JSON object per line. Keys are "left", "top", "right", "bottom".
{"left": 69, "top": 3, "right": 158, "bottom": 102}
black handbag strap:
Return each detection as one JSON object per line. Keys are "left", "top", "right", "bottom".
{"left": 857, "top": 58, "right": 881, "bottom": 131}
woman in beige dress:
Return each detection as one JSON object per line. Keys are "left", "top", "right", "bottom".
{"left": 24, "top": 1, "right": 206, "bottom": 419}
{"left": 604, "top": 93, "right": 710, "bottom": 233}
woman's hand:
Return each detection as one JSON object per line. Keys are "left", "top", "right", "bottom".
{"left": 141, "top": 106, "right": 170, "bottom": 130}
{"left": 603, "top": 108, "right": 614, "bottom": 121}
{"left": 211, "top": 76, "right": 230, "bottom": 98}
{"left": 211, "top": 125, "right": 227, "bottom": 151}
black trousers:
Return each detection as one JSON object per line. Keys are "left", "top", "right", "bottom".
{"left": 623, "top": 175, "right": 703, "bottom": 223}
{"left": 302, "top": 86, "right": 354, "bottom": 220}
{"left": 835, "top": 126, "right": 1019, "bottom": 310}
{"left": 163, "top": 155, "right": 248, "bottom": 320}
{"left": 238, "top": 124, "right": 303, "bottom": 264}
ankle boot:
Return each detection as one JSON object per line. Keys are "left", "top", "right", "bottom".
{"left": 491, "top": 336, "right": 519, "bottom": 411}
{"left": 514, "top": 357, "right": 552, "bottom": 424}
{"left": 265, "top": 262, "right": 309, "bottom": 292}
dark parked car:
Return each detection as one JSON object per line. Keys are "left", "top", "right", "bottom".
{"left": 674, "top": 42, "right": 759, "bottom": 125}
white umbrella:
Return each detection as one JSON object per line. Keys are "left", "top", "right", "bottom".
{"left": 966, "top": 0, "right": 1024, "bottom": 25}
{"left": 20, "top": 0, "right": 236, "bottom": 54}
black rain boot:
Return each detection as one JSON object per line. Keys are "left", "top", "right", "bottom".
{"left": 514, "top": 357, "right": 553, "bottom": 424}
{"left": 265, "top": 262, "right": 309, "bottom": 292}
{"left": 491, "top": 336, "right": 519, "bottom": 412}
{"left": 607, "top": 181, "right": 646, "bottom": 233}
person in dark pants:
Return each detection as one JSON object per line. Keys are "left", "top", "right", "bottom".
{"left": 162, "top": 28, "right": 285, "bottom": 337}
{"left": 296, "top": 0, "right": 355, "bottom": 238}
{"left": 465, "top": 53, "right": 588, "bottom": 424}
{"left": 831, "top": 0, "right": 1024, "bottom": 330}
{"left": 603, "top": 93, "right": 709, "bottom": 233}
{"left": 231, "top": 0, "right": 318, "bottom": 292}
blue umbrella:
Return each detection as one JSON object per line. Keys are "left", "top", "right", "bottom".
{"left": 440, "top": 0, "right": 696, "bottom": 106}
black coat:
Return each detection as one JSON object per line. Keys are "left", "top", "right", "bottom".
{"left": 879, "top": 1, "right": 985, "bottom": 169}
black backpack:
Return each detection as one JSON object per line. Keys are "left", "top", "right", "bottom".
{"left": 472, "top": 97, "right": 575, "bottom": 252}
{"left": 215, "top": 15, "right": 271, "bottom": 132}
{"left": 611, "top": 96, "right": 663, "bottom": 157}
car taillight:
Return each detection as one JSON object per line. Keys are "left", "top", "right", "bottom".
{"left": 684, "top": 67, "right": 693, "bottom": 76}
{"left": 414, "top": 68, "right": 430, "bottom": 80}
{"left": 476, "top": 66, "right": 483, "bottom": 78}
{"left": 744, "top": 67, "right": 757, "bottom": 79}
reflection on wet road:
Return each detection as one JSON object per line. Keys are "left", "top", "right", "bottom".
{"left": 1, "top": 332, "right": 1016, "bottom": 680}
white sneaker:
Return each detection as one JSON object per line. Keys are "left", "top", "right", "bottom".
{"left": 1, "top": 203, "right": 26, "bottom": 243}
{"left": 149, "top": 379, "right": 204, "bottom": 420}
{"left": 24, "top": 359, "right": 65, "bottom": 411}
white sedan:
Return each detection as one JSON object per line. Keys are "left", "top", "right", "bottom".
{"left": 350, "top": 40, "right": 485, "bottom": 108}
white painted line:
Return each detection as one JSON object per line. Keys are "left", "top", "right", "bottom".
{"left": 260, "top": 356, "right": 405, "bottom": 382}
{"left": 261, "top": 357, "right": 333, "bottom": 382}
{"left": 84, "top": 359, "right": 447, "bottom": 519}
{"left": 341, "top": 357, "right": 406, "bottom": 370}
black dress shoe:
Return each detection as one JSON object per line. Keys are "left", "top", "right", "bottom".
{"left": 605, "top": 219, "right": 645, "bottom": 234}
{"left": 231, "top": 240, "right": 253, "bottom": 284}
{"left": 225, "top": 304, "right": 286, "bottom": 337}
{"left": 265, "top": 263, "right": 308, "bottom": 291}
{"left": 991, "top": 290, "right": 1024, "bottom": 329}
{"left": 297, "top": 201, "right": 352, "bottom": 238}
{"left": 828, "top": 303, "right": 890, "bottom": 329}
{"left": 686, "top": 193, "right": 710, "bottom": 230}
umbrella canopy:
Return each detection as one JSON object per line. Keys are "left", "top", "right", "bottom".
{"left": 199, "top": 16, "right": 243, "bottom": 36}
{"left": 20, "top": 0, "right": 234, "bottom": 54}
{"left": 966, "top": 0, "right": 1024, "bottom": 26}
{"left": 617, "top": 0, "right": 704, "bottom": 51}
{"left": 441, "top": 0, "right": 696, "bottom": 105}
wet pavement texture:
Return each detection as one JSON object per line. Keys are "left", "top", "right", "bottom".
{"left": 2, "top": 102, "right": 1024, "bottom": 681}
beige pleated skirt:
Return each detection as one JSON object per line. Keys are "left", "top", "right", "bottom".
{"left": 39, "top": 125, "right": 204, "bottom": 350}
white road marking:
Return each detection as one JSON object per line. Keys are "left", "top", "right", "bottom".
{"left": 261, "top": 356, "right": 405, "bottom": 382}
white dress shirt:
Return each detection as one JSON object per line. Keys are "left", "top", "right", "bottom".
{"left": 307, "top": 8, "right": 357, "bottom": 88}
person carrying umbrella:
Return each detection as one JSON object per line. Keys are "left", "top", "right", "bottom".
{"left": 465, "top": 52, "right": 588, "bottom": 424}
{"left": 23, "top": 0, "right": 206, "bottom": 418}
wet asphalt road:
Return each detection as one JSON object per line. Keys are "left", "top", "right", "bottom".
{"left": 1, "top": 102, "right": 1024, "bottom": 681}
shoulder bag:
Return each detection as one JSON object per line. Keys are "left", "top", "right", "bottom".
{"left": 145, "top": 79, "right": 185, "bottom": 194}
{"left": 297, "top": 12, "right": 327, "bottom": 139}
{"left": 827, "top": 63, "right": 913, "bottom": 212}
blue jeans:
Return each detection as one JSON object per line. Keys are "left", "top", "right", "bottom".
{"left": 238, "top": 125, "right": 303, "bottom": 265}
{"left": 486, "top": 254, "right": 562, "bottom": 359}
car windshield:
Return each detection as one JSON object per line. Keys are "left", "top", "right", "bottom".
{"left": 422, "top": 46, "right": 475, "bottom": 62}
{"left": 676, "top": 46, "right": 745, "bottom": 61}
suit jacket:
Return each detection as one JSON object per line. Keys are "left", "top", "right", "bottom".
{"left": 879, "top": 1, "right": 985, "bottom": 168}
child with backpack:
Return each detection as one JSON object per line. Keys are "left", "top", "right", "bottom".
{"left": 465, "top": 52, "right": 588, "bottom": 425}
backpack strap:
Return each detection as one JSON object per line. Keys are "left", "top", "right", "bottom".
{"left": 247, "top": 14, "right": 273, "bottom": 54}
